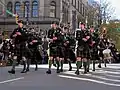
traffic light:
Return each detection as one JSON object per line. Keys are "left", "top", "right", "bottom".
{"left": 15, "top": 15, "right": 19, "bottom": 24}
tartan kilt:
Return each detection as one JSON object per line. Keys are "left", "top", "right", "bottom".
{"left": 77, "top": 45, "right": 90, "bottom": 59}
{"left": 59, "top": 46, "right": 65, "bottom": 58}
{"left": 49, "top": 46, "right": 60, "bottom": 57}
{"left": 90, "top": 49, "right": 99, "bottom": 60}
{"left": 13, "top": 43, "right": 29, "bottom": 57}
{"left": 64, "top": 47, "right": 71, "bottom": 59}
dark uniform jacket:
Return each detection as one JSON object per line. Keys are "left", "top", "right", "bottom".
{"left": 48, "top": 28, "right": 62, "bottom": 46}
{"left": 76, "top": 30, "right": 91, "bottom": 48}
{"left": 10, "top": 27, "right": 28, "bottom": 45}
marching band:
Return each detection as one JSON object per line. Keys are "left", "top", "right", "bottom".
{"left": 0, "top": 20, "right": 119, "bottom": 75}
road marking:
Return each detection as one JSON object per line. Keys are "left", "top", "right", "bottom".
{"left": 63, "top": 71, "right": 120, "bottom": 83}
{"left": 105, "top": 74, "right": 120, "bottom": 78}
{"left": 58, "top": 75, "right": 120, "bottom": 87}
{"left": 0, "top": 77, "right": 24, "bottom": 84}
{"left": 93, "top": 69, "right": 120, "bottom": 75}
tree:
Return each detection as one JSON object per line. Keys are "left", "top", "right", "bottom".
{"left": 100, "top": 0, "right": 115, "bottom": 24}
{"left": 87, "top": 2, "right": 100, "bottom": 27}
{"left": 101, "top": 22, "right": 120, "bottom": 51}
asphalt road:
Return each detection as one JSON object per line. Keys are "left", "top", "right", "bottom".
{"left": 0, "top": 64, "right": 120, "bottom": 90}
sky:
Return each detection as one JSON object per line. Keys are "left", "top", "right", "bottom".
{"left": 108, "top": 0, "right": 120, "bottom": 20}
{"left": 94, "top": 0, "right": 120, "bottom": 20}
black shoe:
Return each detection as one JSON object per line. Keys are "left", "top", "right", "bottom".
{"left": 69, "top": 67, "right": 72, "bottom": 71}
{"left": 26, "top": 68, "right": 29, "bottom": 72}
{"left": 83, "top": 71, "right": 87, "bottom": 74}
{"left": 26, "top": 68, "right": 30, "bottom": 72}
{"left": 8, "top": 70, "right": 15, "bottom": 74}
{"left": 75, "top": 70, "right": 79, "bottom": 75}
{"left": 60, "top": 69, "right": 63, "bottom": 72}
{"left": 87, "top": 69, "right": 89, "bottom": 72}
{"left": 35, "top": 68, "right": 38, "bottom": 71}
{"left": 21, "top": 70, "right": 27, "bottom": 73}
{"left": 56, "top": 69, "right": 60, "bottom": 73}
{"left": 98, "top": 65, "right": 101, "bottom": 68}
{"left": 79, "top": 66, "right": 82, "bottom": 69}
{"left": 46, "top": 69, "right": 51, "bottom": 74}
{"left": 53, "top": 64, "right": 56, "bottom": 67}
{"left": 92, "top": 69, "right": 95, "bottom": 71}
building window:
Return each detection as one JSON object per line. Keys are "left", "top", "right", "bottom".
{"left": 80, "top": 1, "right": 82, "bottom": 13}
{"left": 78, "top": 0, "right": 79, "bottom": 11}
{"left": 75, "top": 0, "right": 76, "bottom": 7}
{"left": 73, "top": 0, "right": 75, "bottom": 6}
{"left": 82, "top": 4, "right": 85, "bottom": 17}
{"left": 66, "top": 9, "right": 69, "bottom": 23}
{"left": 24, "top": 1, "right": 30, "bottom": 18}
{"left": 15, "top": 2, "right": 21, "bottom": 16}
{"left": 0, "top": 5, "right": 3, "bottom": 15}
{"left": 76, "top": 0, "right": 78, "bottom": 9}
{"left": 50, "top": 1, "right": 56, "bottom": 17}
{"left": 82, "top": 4, "right": 84, "bottom": 16}
{"left": 7, "top": 2, "right": 13, "bottom": 17}
{"left": 32, "top": 1, "right": 39, "bottom": 17}
{"left": 72, "top": 0, "right": 73, "bottom": 5}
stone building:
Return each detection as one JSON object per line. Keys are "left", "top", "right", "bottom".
{"left": 0, "top": 0, "right": 91, "bottom": 35}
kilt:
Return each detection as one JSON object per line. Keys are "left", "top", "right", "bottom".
{"left": 49, "top": 46, "right": 60, "bottom": 57}
{"left": 59, "top": 46, "right": 65, "bottom": 58}
{"left": 13, "top": 42, "right": 29, "bottom": 58}
{"left": 90, "top": 49, "right": 99, "bottom": 60}
{"left": 77, "top": 45, "right": 90, "bottom": 59}
{"left": 64, "top": 47, "right": 71, "bottom": 59}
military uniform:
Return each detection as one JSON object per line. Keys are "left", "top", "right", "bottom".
{"left": 89, "top": 30, "right": 99, "bottom": 71}
{"left": 48, "top": 28, "right": 61, "bottom": 57}
{"left": 46, "top": 25, "right": 63, "bottom": 74}
{"left": 76, "top": 30, "right": 91, "bottom": 59}
{"left": 63, "top": 33, "right": 73, "bottom": 71}
{"left": 75, "top": 28, "right": 91, "bottom": 75}
{"left": 8, "top": 20, "right": 29, "bottom": 74}
{"left": 27, "top": 33, "right": 42, "bottom": 71}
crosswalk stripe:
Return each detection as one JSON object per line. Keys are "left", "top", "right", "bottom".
{"left": 58, "top": 75, "right": 120, "bottom": 87}
{"left": 93, "top": 69, "right": 120, "bottom": 75}
{"left": 63, "top": 71, "right": 120, "bottom": 83}
{"left": 13, "top": 64, "right": 120, "bottom": 87}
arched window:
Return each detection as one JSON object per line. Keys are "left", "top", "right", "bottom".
{"left": 50, "top": 1, "right": 56, "bottom": 17}
{"left": 32, "top": 1, "right": 38, "bottom": 17}
{"left": 7, "top": 2, "right": 13, "bottom": 17}
{"left": 24, "top": 1, "right": 30, "bottom": 17}
{"left": 15, "top": 2, "right": 21, "bottom": 16}
{"left": 0, "top": 5, "right": 3, "bottom": 15}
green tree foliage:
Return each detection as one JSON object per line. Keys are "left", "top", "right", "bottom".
{"left": 102, "top": 22, "right": 120, "bottom": 51}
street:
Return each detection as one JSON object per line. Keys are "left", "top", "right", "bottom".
{"left": 0, "top": 64, "right": 120, "bottom": 90}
